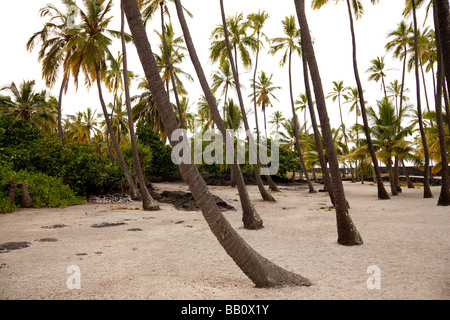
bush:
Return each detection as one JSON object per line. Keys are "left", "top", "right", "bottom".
{"left": 136, "top": 121, "right": 179, "bottom": 176}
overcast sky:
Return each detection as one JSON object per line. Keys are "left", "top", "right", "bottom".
{"left": 0, "top": 0, "right": 434, "bottom": 133}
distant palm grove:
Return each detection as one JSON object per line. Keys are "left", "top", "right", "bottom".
{"left": 0, "top": 0, "right": 449, "bottom": 287}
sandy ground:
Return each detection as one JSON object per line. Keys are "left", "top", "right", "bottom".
{"left": 0, "top": 181, "right": 449, "bottom": 300}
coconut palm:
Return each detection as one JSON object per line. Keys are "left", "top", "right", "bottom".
{"left": 26, "top": 3, "right": 77, "bottom": 143}
{"left": 295, "top": 0, "right": 363, "bottom": 245}
{"left": 211, "top": 60, "right": 237, "bottom": 119}
{"left": 250, "top": 71, "right": 281, "bottom": 139}
{"left": 270, "top": 15, "right": 316, "bottom": 193}
{"left": 367, "top": 97, "right": 415, "bottom": 195}
{"left": 312, "top": 0, "right": 390, "bottom": 200}
{"left": 210, "top": 12, "right": 259, "bottom": 74}
{"left": 64, "top": 0, "right": 142, "bottom": 201}
{"left": 410, "top": 0, "right": 433, "bottom": 198}
{"left": 269, "top": 110, "right": 285, "bottom": 139}
{"left": 215, "top": 4, "right": 275, "bottom": 202}
{"left": 0, "top": 80, "right": 56, "bottom": 135}
{"left": 366, "top": 56, "right": 389, "bottom": 97}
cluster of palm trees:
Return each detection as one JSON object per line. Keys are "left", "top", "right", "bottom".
{"left": 1, "top": 0, "right": 449, "bottom": 288}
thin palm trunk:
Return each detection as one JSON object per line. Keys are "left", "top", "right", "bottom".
{"left": 345, "top": 0, "right": 390, "bottom": 200}
{"left": 401, "top": 159, "right": 415, "bottom": 188}
{"left": 252, "top": 40, "right": 279, "bottom": 192}
{"left": 338, "top": 93, "right": 355, "bottom": 183}
{"left": 412, "top": 0, "right": 433, "bottom": 198}
{"left": 433, "top": 0, "right": 450, "bottom": 206}
{"left": 124, "top": 0, "right": 312, "bottom": 286}
{"left": 160, "top": 3, "right": 185, "bottom": 130}
{"left": 295, "top": 0, "right": 362, "bottom": 246}
{"left": 57, "top": 73, "right": 69, "bottom": 143}
{"left": 288, "top": 49, "right": 315, "bottom": 193}
{"left": 302, "top": 52, "right": 335, "bottom": 204}
{"left": 95, "top": 64, "right": 140, "bottom": 201}
{"left": 219, "top": 0, "right": 275, "bottom": 202}
{"left": 121, "top": 3, "right": 159, "bottom": 210}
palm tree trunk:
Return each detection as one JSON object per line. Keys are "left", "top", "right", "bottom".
{"left": 433, "top": 0, "right": 450, "bottom": 206}
{"left": 345, "top": 0, "right": 390, "bottom": 200}
{"left": 444, "top": 82, "right": 450, "bottom": 135}
{"left": 295, "top": 0, "right": 362, "bottom": 246}
{"left": 387, "top": 157, "right": 398, "bottom": 196}
{"left": 95, "top": 64, "right": 141, "bottom": 201}
{"left": 121, "top": 3, "right": 159, "bottom": 211}
{"left": 412, "top": 0, "right": 433, "bottom": 199}
{"left": 302, "top": 53, "right": 335, "bottom": 204}
{"left": 219, "top": 0, "right": 275, "bottom": 202}
{"left": 160, "top": 3, "right": 185, "bottom": 130}
{"left": 124, "top": 0, "right": 312, "bottom": 287}
{"left": 174, "top": 0, "right": 263, "bottom": 229}
{"left": 338, "top": 94, "right": 355, "bottom": 183}
{"left": 57, "top": 73, "right": 69, "bottom": 143}
{"left": 288, "top": 49, "right": 316, "bottom": 194}
{"left": 401, "top": 159, "right": 415, "bottom": 188}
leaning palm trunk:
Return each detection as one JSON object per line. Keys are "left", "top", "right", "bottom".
{"left": 219, "top": 0, "right": 275, "bottom": 202}
{"left": 288, "top": 48, "right": 316, "bottom": 194}
{"left": 121, "top": 4, "right": 159, "bottom": 210}
{"left": 57, "top": 72, "right": 69, "bottom": 143}
{"left": 123, "top": 0, "right": 311, "bottom": 287}
{"left": 344, "top": 0, "right": 390, "bottom": 200}
{"left": 174, "top": 0, "right": 263, "bottom": 229}
{"left": 433, "top": 0, "right": 450, "bottom": 206}
{"left": 302, "top": 52, "right": 335, "bottom": 204}
{"left": 95, "top": 64, "right": 140, "bottom": 201}
{"left": 294, "top": 0, "right": 362, "bottom": 246}
{"left": 412, "top": 0, "right": 433, "bottom": 199}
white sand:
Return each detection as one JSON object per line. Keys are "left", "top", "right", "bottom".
{"left": 0, "top": 181, "right": 449, "bottom": 300}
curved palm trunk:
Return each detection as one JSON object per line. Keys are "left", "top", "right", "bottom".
{"left": 95, "top": 65, "right": 140, "bottom": 201}
{"left": 433, "top": 0, "right": 450, "bottom": 206}
{"left": 219, "top": 0, "right": 275, "bottom": 202}
{"left": 295, "top": 0, "right": 362, "bottom": 246}
{"left": 121, "top": 3, "right": 159, "bottom": 211}
{"left": 288, "top": 49, "right": 316, "bottom": 193}
{"left": 57, "top": 73, "right": 69, "bottom": 143}
{"left": 345, "top": 0, "right": 390, "bottom": 200}
{"left": 412, "top": 0, "right": 433, "bottom": 199}
{"left": 123, "top": 0, "right": 312, "bottom": 287}
{"left": 302, "top": 52, "right": 335, "bottom": 204}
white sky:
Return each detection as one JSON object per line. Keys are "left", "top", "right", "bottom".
{"left": 0, "top": 0, "right": 435, "bottom": 133}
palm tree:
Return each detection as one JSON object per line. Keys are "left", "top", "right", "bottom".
{"left": 386, "top": 20, "right": 412, "bottom": 118}
{"left": 65, "top": 0, "right": 141, "bottom": 201}
{"left": 0, "top": 80, "right": 56, "bottom": 135}
{"left": 366, "top": 56, "right": 389, "bottom": 97}
{"left": 210, "top": 12, "right": 259, "bottom": 74}
{"left": 432, "top": 0, "right": 450, "bottom": 206}
{"left": 387, "top": 80, "right": 410, "bottom": 117}
{"left": 410, "top": 0, "right": 433, "bottom": 198}
{"left": 173, "top": 0, "right": 265, "bottom": 230}
{"left": 270, "top": 15, "right": 316, "bottom": 193}
{"left": 26, "top": 3, "right": 77, "bottom": 143}
{"left": 141, "top": 0, "right": 192, "bottom": 130}
{"left": 269, "top": 110, "right": 285, "bottom": 139}
{"left": 312, "top": 0, "right": 390, "bottom": 200}
{"left": 215, "top": 5, "right": 275, "bottom": 202}
{"left": 367, "top": 97, "right": 415, "bottom": 195}
{"left": 248, "top": 11, "right": 269, "bottom": 132}
{"left": 327, "top": 80, "right": 355, "bottom": 182}
{"left": 295, "top": 0, "right": 363, "bottom": 245}
{"left": 435, "top": 0, "right": 450, "bottom": 99}
{"left": 250, "top": 71, "right": 281, "bottom": 139}
{"left": 211, "top": 60, "right": 237, "bottom": 119}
